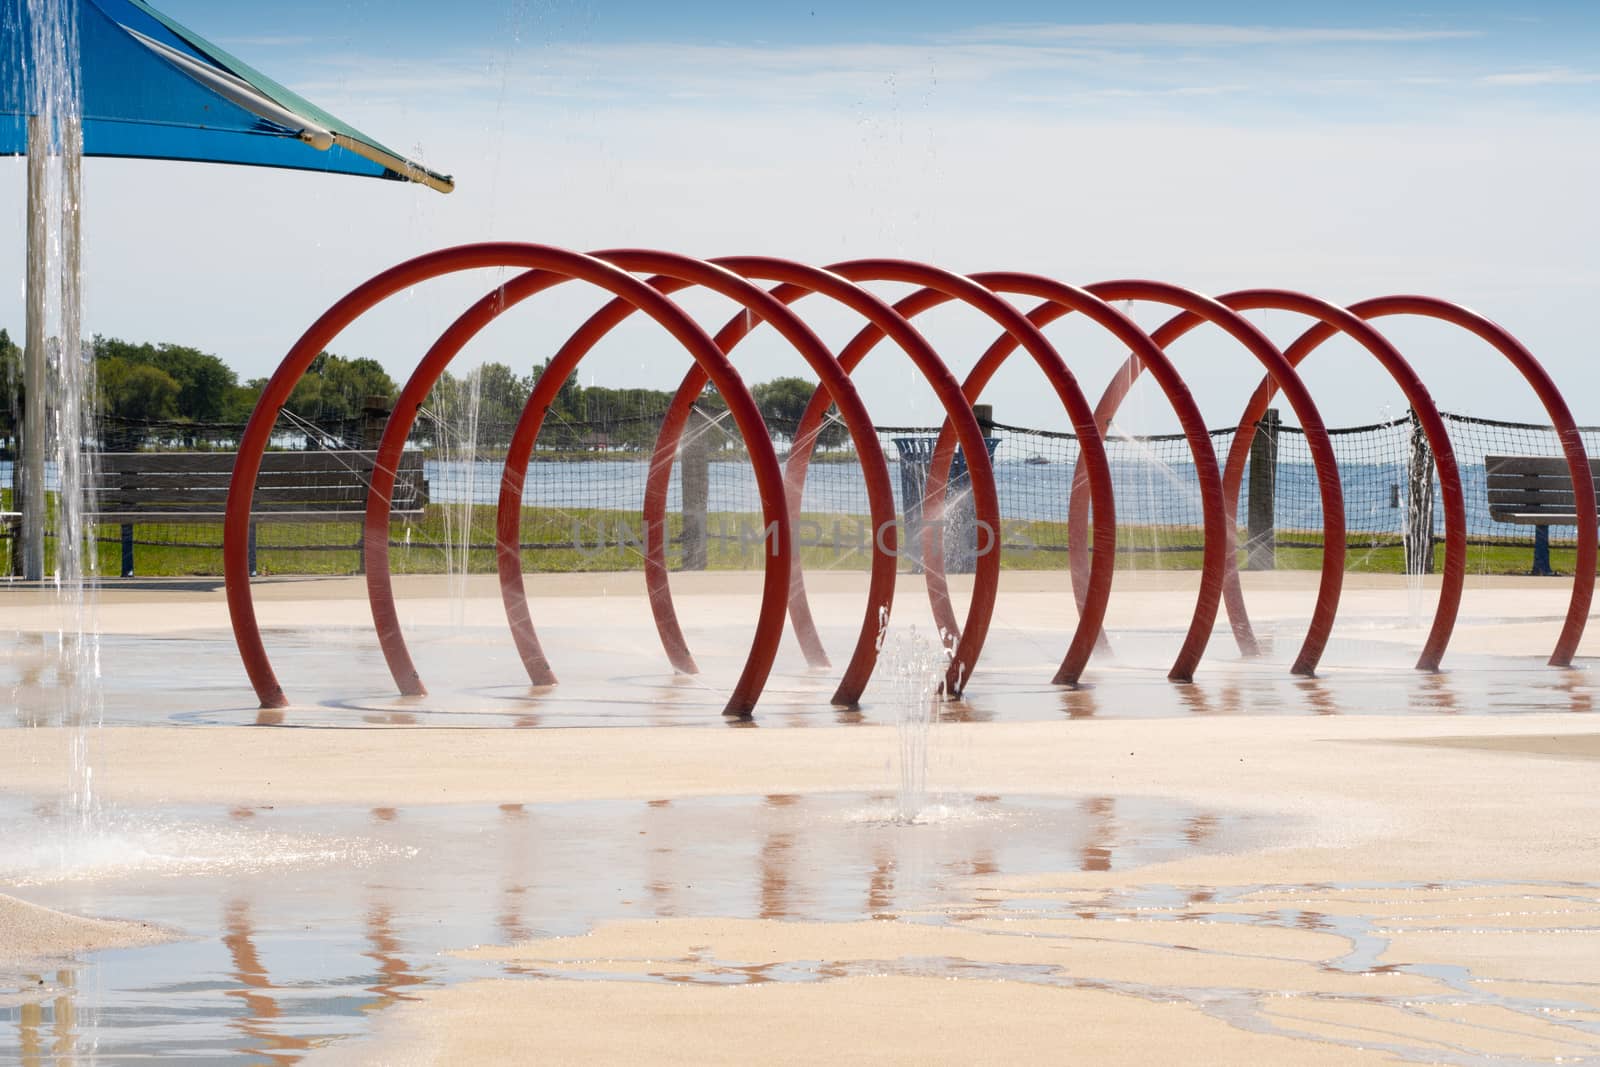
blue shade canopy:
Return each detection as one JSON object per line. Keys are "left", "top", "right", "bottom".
{"left": 1, "top": 0, "right": 453, "bottom": 192}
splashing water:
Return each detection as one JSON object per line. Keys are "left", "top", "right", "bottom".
{"left": 876, "top": 625, "right": 951, "bottom": 823}
{"left": 21, "top": 0, "right": 102, "bottom": 834}
{"left": 449, "top": 367, "right": 483, "bottom": 627}
{"left": 425, "top": 364, "right": 483, "bottom": 628}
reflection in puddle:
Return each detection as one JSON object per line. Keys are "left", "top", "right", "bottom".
{"left": 3, "top": 629, "right": 1596, "bottom": 729}
{"left": 0, "top": 790, "right": 1270, "bottom": 1062}
{"left": 222, "top": 897, "right": 313, "bottom": 1061}
{"left": 4, "top": 791, "right": 1597, "bottom": 1065}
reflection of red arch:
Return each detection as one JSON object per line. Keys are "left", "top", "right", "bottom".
{"left": 224, "top": 243, "right": 795, "bottom": 716}
{"left": 1259, "top": 295, "right": 1593, "bottom": 667}
{"left": 572, "top": 256, "right": 996, "bottom": 707}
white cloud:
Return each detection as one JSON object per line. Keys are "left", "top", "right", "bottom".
{"left": 276, "top": 19, "right": 1496, "bottom": 114}
{"left": 9, "top": 104, "right": 1593, "bottom": 434}
{"left": 950, "top": 22, "right": 1481, "bottom": 47}
{"left": 1481, "top": 68, "right": 1600, "bottom": 86}
{"left": 8, "top": 14, "right": 1596, "bottom": 436}
{"left": 1078, "top": 84, "right": 1248, "bottom": 100}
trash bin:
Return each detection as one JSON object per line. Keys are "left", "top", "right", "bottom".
{"left": 892, "top": 435, "right": 1000, "bottom": 574}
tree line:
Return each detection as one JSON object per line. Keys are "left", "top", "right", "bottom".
{"left": 0, "top": 330, "right": 847, "bottom": 453}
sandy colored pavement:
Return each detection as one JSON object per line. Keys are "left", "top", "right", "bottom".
{"left": 7, "top": 571, "right": 1600, "bottom": 1063}
{"left": 7, "top": 569, "right": 1599, "bottom": 656}
{"left": 12, "top": 713, "right": 1600, "bottom": 1064}
{"left": 318, "top": 974, "right": 1403, "bottom": 1067}
{"left": 0, "top": 893, "right": 170, "bottom": 973}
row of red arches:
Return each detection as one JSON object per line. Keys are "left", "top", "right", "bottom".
{"left": 224, "top": 243, "right": 1594, "bottom": 717}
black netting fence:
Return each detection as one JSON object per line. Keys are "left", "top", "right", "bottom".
{"left": 2, "top": 406, "right": 1596, "bottom": 577}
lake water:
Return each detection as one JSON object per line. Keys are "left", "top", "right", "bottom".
{"left": 0, "top": 456, "right": 1547, "bottom": 541}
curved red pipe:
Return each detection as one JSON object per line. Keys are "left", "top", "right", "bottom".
{"left": 482, "top": 250, "right": 897, "bottom": 709}
{"left": 225, "top": 243, "right": 791, "bottom": 717}
{"left": 1273, "top": 295, "right": 1593, "bottom": 668}
{"left": 808, "top": 260, "right": 1118, "bottom": 692}
{"left": 1047, "top": 284, "right": 1346, "bottom": 675}
{"left": 237, "top": 245, "right": 1579, "bottom": 712}
{"left": 1209, "top": 291, "right": 1465, "bottom": 672}
{"left": 363, "top": 253, "right": 890, "bottom": 698}
{"left": 630, "top": 257, "right": 996, "bottom": 707}
{"left": 909, "top": 276, "right": 1259, "bottom": 682}
{"left": 366, "top": 270, "right": 564, "bottom": 695}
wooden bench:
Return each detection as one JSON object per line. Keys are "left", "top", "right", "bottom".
{"left": 92, "top": 450, "right": 429, "bottom": 577}
{"left": 1485, "top": 454, "right": 1600, "bottom": 576}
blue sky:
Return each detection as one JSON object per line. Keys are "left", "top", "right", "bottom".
{"left": 7, "top": 1, "right": 1600, "bottom": 432}
{"left": 163, "top": 0, "right": 1600, "bottom": 121}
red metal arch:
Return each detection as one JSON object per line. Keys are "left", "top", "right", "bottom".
{"left": 224, "top": 242, "right": 793, "bottom": 716}
{"left": 474, "top": 250, "right": 898, "bottom": 708}
{"left": 361, "top": 251, "right": 896, "bottom": 703}
{"left": 642, "top": 260, "right": 1076, "bottom": 699}
{"left": 798, "top": 260, "right": 1123, "bottom": 693}
{"left": 937, "top": 276, "right": 1286, "bottom": 682}
{"left": 231, "top": 244, "right": 1585, "bottom": 716}
{"left": 1050, "top": 286, "right": 1351, "bottom": 675}
{"left": 1261, "top": 294, "right": 1593, "bottom": 668}
{"left": 620, "top": 256, "right": 997, "bottom": 708}
{"left": 1205, "top": 291, "right": 1466, "bottom": 671}
{"left": 792, "top": 275, "right": 1237, "bottom": 684}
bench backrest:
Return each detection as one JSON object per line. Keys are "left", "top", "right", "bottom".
{"left": 91, "top": 450, "right": 430, "bottom": 523}
{"left": 1485, "top": 454, "right": 1600, "bottom": 523}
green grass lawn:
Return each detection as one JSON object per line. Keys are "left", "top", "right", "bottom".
{"left": 1, "top": 501, "right": 1566, "bottom": 579}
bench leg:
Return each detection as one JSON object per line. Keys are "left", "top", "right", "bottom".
{"left": 1532, "top": 524, "right": 1555, "bottom": 576}
{"left": 120, "top": 524, "right": 134, "bottom": 578}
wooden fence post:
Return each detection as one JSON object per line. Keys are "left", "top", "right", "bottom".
{"left": 356, "top": 395, "right": 392, "bottom": 575}
{"left": 1245, "top": 408, "right": 1280, "bottom": 570}
{"left": 681, "top": 403, "right": 710, "bottom": 570}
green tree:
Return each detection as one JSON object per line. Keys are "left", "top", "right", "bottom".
{"left": 0, "top": 328, "right": 20, "bottom": 449}
{"left": 222, "top": 379, "right": 265, "bottom": 424}
{"left": 471, "top": 362, "right": 532, "bottom": 443}
{"left": 93, "top": 337, "right": 236, "bottom": 422}
{"left": 751, "top": 376, "right": 845, "bottom": 448}
{"left": 285, "top": 352, "right": 397, "bottom": 428}
{"left": 97, "top": 358, "right": 180, "bottom": 447}
{"left": 524, "top": 360, "right": 588, "bottom": 449}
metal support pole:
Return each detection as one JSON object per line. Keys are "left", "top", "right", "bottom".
{"left": 22, "top": 116, "right": 47, "bottom": 581}
{"left": 1532, "top": 525, "right": 1554, "bottom": 577}
{"left": 681, "top": 403, "right": 710, "bottom": 570}
{"left": 1245, "top": 408, "right": 1279, "bottom": 570}
{"left": 1405, "top": 408, "right": 1435, "bottom": 575}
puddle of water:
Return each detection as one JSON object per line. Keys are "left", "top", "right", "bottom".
{"left": 516, "top": 879, "right": 1600, "bottom": 1067}
{"left": 982, "top": 880, "right": 1600, "bottom": 1067}
{"left": 5, "top": 793, "right": 1596, "bottom": 1066}
{"left": 4, "top": 628, "right": 1595, "bottom": 729}
{"left": 0, "top": 790, "right": 1273, "bottom": 1062}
